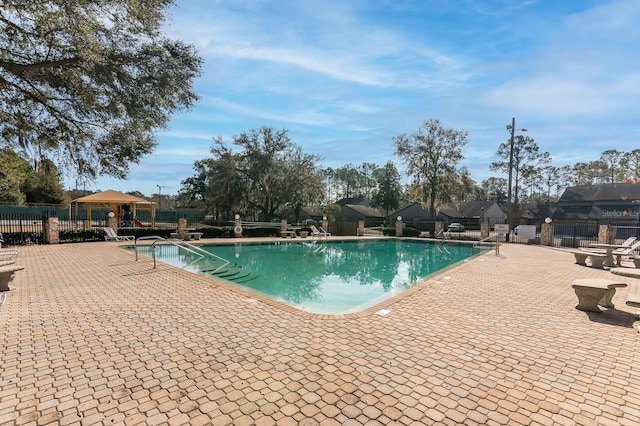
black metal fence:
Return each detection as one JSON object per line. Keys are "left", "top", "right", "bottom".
{"left": 2, "top": 208, "right": 639, "bottom": 249}
{"left": 0, "top": 212, "right": 46, "bottom": 245}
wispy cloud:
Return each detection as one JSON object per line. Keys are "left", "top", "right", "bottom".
{"left": 85, "top": 0, "right": 640, "bottom": 196}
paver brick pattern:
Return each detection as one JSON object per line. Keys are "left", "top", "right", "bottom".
{"left": 1, "top": 239, "right": 639, "bottom": 425}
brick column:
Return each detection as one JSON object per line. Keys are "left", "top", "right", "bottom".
{"left": 541, "top": 222, "right": 554, "bottom": 246}
{"left": 43, "top": 217, "right": 60, "bottom": 244}
{"left": 234, "top": 215, "right": 243, "bottom": 237}
{"left": 480, "top": 221, "right": 490, "bottom": 239}
{"left": 598, "top": 225, "right": 615, "bottom": 244}
{"left": 395, "top": 216, "right": 403, "bottom": 237}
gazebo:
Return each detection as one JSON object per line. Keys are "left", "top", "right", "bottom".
{"left": 71, "top": 189, "right": 156, "bottom": 228}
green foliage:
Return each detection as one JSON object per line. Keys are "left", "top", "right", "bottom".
{"left": 59, "top": 229, "right": 104, "bottom": 243}
{"left": 370, "top": 161, "right": 402, "bottom": 216}
{"left": 394, "top": 119, "right": 468, "bottom": 217}
{"left": 490, "top": 135, "right": 551, "bottom": 205}
{"left": 240, "top": 227, "right": 280, "bottom": 238}
{"left": 182, "top": 126, "right": 324, "bottom": 221}
{"left": 382, "top": 226, "right": 420, "bottom": 237}
{"left": 0, "top": 1, "right": 202, "bottom": 180}
{"left": 23, "top": 159, "right": 66, "bottom": 204}
{"left": 0, "top": 149, "right": 31, "bottom": 204}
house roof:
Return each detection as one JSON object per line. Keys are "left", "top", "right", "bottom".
{"left": 454, "top": 201, "right": 498, "bottom": 217}
{"left": 559, "top": 183, "right": 640, "bottom": 203}
{"left": 438, "top": 207, "right": 464, "bottom": 218}
{"left": 334, "top": 198, "right": 369, "bottom": 206}
{"left": 389, "top": 201, "right": 428, "bottom": 218}
{"left": 343, "top": 204, "right": 383, "bottom": 217}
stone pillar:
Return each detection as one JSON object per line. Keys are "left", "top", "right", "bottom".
{"left": 178, "top": 218, "right": 188, "bottom": 230}
{"left": 280, "top": 219, "right": 288, "bottom": 234}
{"left": 480, "top": 221, "right": 490, "bottom": 239}
{"left": 357, "top": 220, "right": 365, "bottom": 236}
{"left": 395, "top": 216, "right": 403, "bottom": 237}
{"left": 43, "top": 217, "right": 60, "bottom": 244}
{"left": 234, "top": 215, "right": 243, "bottom": 237}
{"left": 598, "top": 225, "right": 615, "bottom": 244}
{"left": 541, "top": 222, "right": 554, "bottom": 246}
{"left": 322, "top": 217, "right": 329, "bottom": 233}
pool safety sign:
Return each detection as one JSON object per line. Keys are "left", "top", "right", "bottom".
{"left": 494, "top": 224, "right": 509, "bottom": 236}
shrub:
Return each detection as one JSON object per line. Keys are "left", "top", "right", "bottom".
{"left": 381, "top": 226, "right": 420, "bottom": 237}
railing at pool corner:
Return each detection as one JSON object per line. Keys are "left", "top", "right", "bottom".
{"left": 134, "top": 235, "right": 230, "bottom": 271}
{"left": 473, "top": 235, "right": 498, "bottom": 254}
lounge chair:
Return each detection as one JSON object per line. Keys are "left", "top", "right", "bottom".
{"left": 310, "top": 225, "right": 330, "bottom": 238}
{"left": 318, "top": 226, "right": 332, "bottom": 236}
{"left": 103, "top": 227, "right": 135, "bottom": 241}
{"left": 581, "top": 237, "right": 636, "bottom": 253}
{"left": 584, "top": 240, "right": 640, "bottom": 265}
{"left": 611, "top": 241, "right": 640, "bottom": 264}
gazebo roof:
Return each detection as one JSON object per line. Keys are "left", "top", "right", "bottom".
{"left": 72, "top": 189, "right": 154, "bottom": 205}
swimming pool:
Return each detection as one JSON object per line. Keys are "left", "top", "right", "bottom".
{"left": 136, "top": 239, "right": 482, "bottom": 314}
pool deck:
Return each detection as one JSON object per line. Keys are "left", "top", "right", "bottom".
{"left": 1, "top": 237, "right": 640, "bottom": 425}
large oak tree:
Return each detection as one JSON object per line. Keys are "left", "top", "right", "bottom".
{"left": 0, "top": 0, "right": 202, "bottom": 180}
{"left": 394, "top": 119, "right": 468, "bottom": 218}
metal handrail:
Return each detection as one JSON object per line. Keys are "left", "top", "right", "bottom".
{"left": 473, "top": 234, "right": 497, "bottom": 254}
{"left": 134, "top": 235, "right": 229, "bottom": 270}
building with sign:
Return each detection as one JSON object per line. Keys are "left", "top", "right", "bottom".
{"left": 551, "top": 183, "right": 640, "bottom": 223}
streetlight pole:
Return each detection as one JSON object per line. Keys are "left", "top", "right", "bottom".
{"left": 156, "top": 184, "right": 166, "bottom": 210}
{"left": 505, "top": 118, "right": 527, "bottom": 242}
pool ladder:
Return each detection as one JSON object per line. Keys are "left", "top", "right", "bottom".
{"left": 134, "top": 235, "right": 230, "bottom": 271}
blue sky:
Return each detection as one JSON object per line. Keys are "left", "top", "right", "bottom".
{"left": 80, "top": 0, "right": 640, "bottom": 197}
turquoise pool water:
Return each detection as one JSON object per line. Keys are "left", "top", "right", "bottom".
{"left": 136, "top": 239, "right": 481, "bottom": 314}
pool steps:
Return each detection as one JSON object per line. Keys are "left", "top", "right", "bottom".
{"left": 203, "top": 265, "right": 260, "bottom": 283}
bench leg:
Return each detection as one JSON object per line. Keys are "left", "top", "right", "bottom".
{"left": 599, "top": 289, "right": 618, "bottom": 308}
{"left": 573, "top": 254, "right": 588, "bottom": 265}
{"left": 0, "top": 271, "right": 16, "bottom": 292}
{"left": 590, "top": 257, "right": 605, "bottom": 269}
{"left": 573, "top": 287, "right": 609, "bottom": 312}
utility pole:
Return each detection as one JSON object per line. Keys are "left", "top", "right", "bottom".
{"left": 506, "top": 118, "right": 527, "bottom": 242}
{"left": 157, "top": 185, "right": 166, "bottom": 210}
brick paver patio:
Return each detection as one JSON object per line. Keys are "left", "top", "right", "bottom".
{"left": 1, "top": 238, "right": 639, "bottom": 425}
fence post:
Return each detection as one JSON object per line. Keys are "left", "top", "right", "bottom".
{"left": 541, "top": 221, "right": 554, "bottom": 246}
{"left": 395, "top": 216, "right": 403, "bottom": 237}
{"left": 598, "top": 224, "right": 615, "bottom": 244}
{"left": 480, "top": 221, "right": 490, "bottom": 239}
{"left": 43, "top": 217, "right": 60, "bottom": 244}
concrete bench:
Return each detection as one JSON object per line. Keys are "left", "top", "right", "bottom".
{"left": 571, "top": 278, "right": 627, "bottom": 312}
{"left": 170, "top": 231, "right": 203, "bottom": 241}
{"left": 634, "top": 255, "right": 640, "bottom": 269}
{"left": 626, "top": 284, "right": 640, "bottom": 332}
{"left": 0, "top": 248, "right": 19, "bottom": 261}
{"left": 281, "top": 231, "right": 297, "bottom": 238}
{"left": 0, "top": 265, "right": 25, "bottom": 292}
{"left": 572, "top": 251, "right": 607, "bottom": 268}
